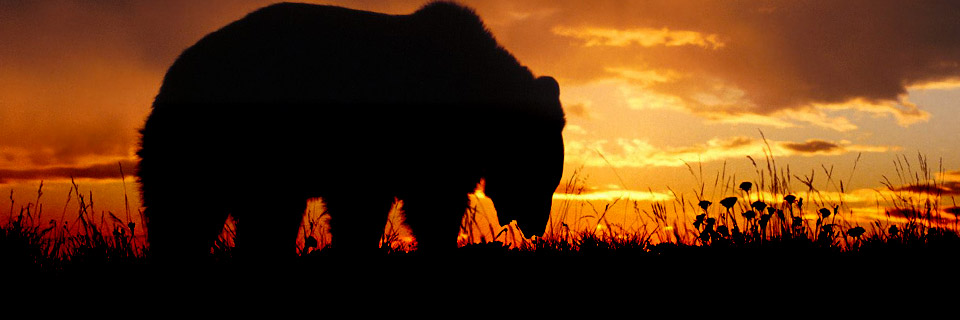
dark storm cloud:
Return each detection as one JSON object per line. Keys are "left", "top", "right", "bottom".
{"left": 498, "top": 0, "right": 960, "bottom": 123}
{"left": 886, "top": 207, "right": 957, "bottom": 225}
{"left": 886, "top": 209, "right": 955, "bottom": 225}
{"left": 893, "top": 181, "right": 960, "bottom": 196}
{"left": 885, "top": 208, "right": 923, "bottom": 220}
{"left": 0, "top": 0, "right": 286, "bottom": 71}
{"left": 0, "top": 0, "right": 423, "bottom": 71}
{"left": 780, "top": 140, "right": 841, "bottom": 154}
{"left": 0, "top": 160, "right": 138, "bottom": 184}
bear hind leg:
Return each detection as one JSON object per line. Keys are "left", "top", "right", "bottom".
{"left": 145, "top": 203, "right": 230, "bottom": 264}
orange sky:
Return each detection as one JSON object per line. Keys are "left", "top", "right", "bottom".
{"left": 2, "top": 0, "right": 959, "bottom": 239}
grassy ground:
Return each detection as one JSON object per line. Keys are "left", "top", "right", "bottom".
{"left": 3, "top": 152, "right": 958, "bottom": 278}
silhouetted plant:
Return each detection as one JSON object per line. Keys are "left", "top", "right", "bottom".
{"left": 759, "top": 214, "right": 771, "bottom": 239}
{"left": 819, "top": 208, "right": 831, "bottom": 219}
{"left": 751, "top": 201, "right": 767, "bottom": 213}
{"left": 792, "top": 217, "right": 804, "bottom": 236}
{"left": 694, "top": 213, "right": 706, "bottom": 230}
{"left": 4, "top": 138, "right": 957, "bottom": 268}
{"left": 720, "top": 197, "right": 738, "bottom": 210}
{"left": 818, "top": 224, "right": 839, "bottom": 246}
{"left": 717, "top": 225, "right": 730, "bottom": 238}
{"left": 698, "top": 217, "right": 719, "bottom": 244}
{"left": 848, "top": 226, "right": 866, "bottom": 238}
{"left": 698, "top": 200, "right": 712, "bottom": 212}
{"left": 784, "top": 195, "right": 796, "bottom": 205}
{"left": 731, "top": 225, "right": 745, "bottom": 245}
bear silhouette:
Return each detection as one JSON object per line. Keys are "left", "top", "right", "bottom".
{"left": 137, "top": 2, "right": 565, "bottom": 262}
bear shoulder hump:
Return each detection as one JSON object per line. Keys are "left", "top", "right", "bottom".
{"left": 412, "top": 2, "right": 488, "bottom": 34}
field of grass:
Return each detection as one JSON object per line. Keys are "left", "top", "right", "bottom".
{"left": 532, "top": 152, "right": 960, "bottom": 257}
{"left": 3, "top": 152, "right": 958, "bottom": 276}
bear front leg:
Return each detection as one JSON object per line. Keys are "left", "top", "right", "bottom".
{"left": 324, "top": 191, "right": 395, "bottom": 255}
{"left": 402, "top": 192, "right": 469, "bottom": 254}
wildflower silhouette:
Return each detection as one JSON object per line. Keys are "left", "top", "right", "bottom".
{"left": 731, "top": 225, "right": 743, "bottom": 244}
{"left": 819, "top": 208, "right": 831, "bottom": 219}
{"left": 784, "top": 195, "right": 796, "bottom": 205}
{"left": 694, "top": 213, "right": 706, "bottom": 230}
{"left": 717, "top": 225, "right": 730, "bottom": 238}
{"left": 698, "top": 200, "right": 712, "bottom": 212}
{"left": 739, "top": 181, "right": 752, "bottom": 193}
{"left": 847, "top": 226, "right": 866, "bottom": 238}
{"left": 699, "top": 217, "right": 718, "bottom": 243}
{"left": 718, "top": 197, "right": 738, "bottom": 238}
{"left": 699, "top": 230, "right": 711, "bottom": 242}
{"left": 720, "top": 197, "right": 738, "bottom": 210}
{"left": 759, "top": 213, "right": 771, "bottom": 231}
{"left": 848, "top": 226, "right": 866, "bottom": 249}
{"left": 792, "top": 216, "right": 804, "bottom": 234}
{"left": 751, "top": 201, "right": 767, "bottom": 213}
{"left": 819, "top": 224, "right": 838, "bottom": 244}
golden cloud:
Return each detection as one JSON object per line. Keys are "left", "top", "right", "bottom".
{"left": 814, "top": 98, "right": 932, "bottom": 128}
{"left": 553, "top": 26, "right": 724, "bottom": 49}
{"left": 701, "top": 112, "right": 798, "bottom": 129}
{"left": 909, "top": 78, "right": 960, "bottom": 90}
{"left": 565, "top": 136, "right": 895, "bottom": 168}
{"left": 553, "top": 189, "right": 674, "bottom": 202}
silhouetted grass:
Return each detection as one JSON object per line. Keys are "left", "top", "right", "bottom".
{"left": 3, "top": 150, "right": 958, "bottom": 274}
{"left": 2, "top": 179, "right": 146, "bottom": 273}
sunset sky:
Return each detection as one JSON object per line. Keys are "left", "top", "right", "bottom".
{"left": 2, "top": 0, "right": 958, "bottom": 237}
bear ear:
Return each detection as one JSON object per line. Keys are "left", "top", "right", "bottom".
{"left": 535, "top": 76, "right": 560, "bottom": 98}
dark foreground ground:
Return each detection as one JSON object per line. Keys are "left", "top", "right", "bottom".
{"left": 6, "top": 220, "right": 960, "bottom": 306}
{"left": 12, "top": 241, "right": 958, "bottom": 286}
{"left": 7, "top": 242, "right": 959, "bottom": 315}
